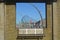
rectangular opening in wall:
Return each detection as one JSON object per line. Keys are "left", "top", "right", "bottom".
{"left": 16, "top": 3, "right": 46, "bottom": 29}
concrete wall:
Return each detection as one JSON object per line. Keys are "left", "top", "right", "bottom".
{"left": 0, "top": 3, "right": 17, "bottom": 40}
{"left": 0, "top": 3, "right": 53, "bottom": 40}
{"left": 0, "top": 3, "right": 4, "bottom": 40}
{"left": 43, "top": 4, "right": 52, "bottom": 40}
{"left": 0, "top": 0, "right": 60, "bottom": 40}
{"left": 57, "top": 0, "right": 60, "bottom": 40}
{"left": 53, "top": 0, "right": 60, "bottom": 40}
{"left": 4, "top": 4, "right": 17, "bottom": 40}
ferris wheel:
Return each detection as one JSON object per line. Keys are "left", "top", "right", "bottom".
{"left": 20, "top": 3, "right": 44, "bottom": 28}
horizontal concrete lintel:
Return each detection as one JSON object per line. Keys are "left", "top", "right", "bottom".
{"left": 0, "top": 0, "right": 57, "bottom": 5}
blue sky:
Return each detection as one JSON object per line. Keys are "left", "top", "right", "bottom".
{"left": 16, "top": 3, "right": 46, "bottom": 24}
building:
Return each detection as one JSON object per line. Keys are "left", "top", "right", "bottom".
{"left": 0, "top": 0, "right": 60, "bottom": 40}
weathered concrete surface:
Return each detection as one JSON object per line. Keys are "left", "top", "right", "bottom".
{"left": 53, "top": 0, "right": 60, "bottom": 40}
{"left": 43, "top": 4, "right": 52, "bottom": 40}
{"left": 1, "top": 1, "right": 60, "bottom": 40}
{"left": 57, "top": 0, "right": 60, "bottom": 40}
{"left": 4, "top": 4, "right": 17, "bottom": 40}
{"left": 53, "top": 2, "right": 57, "bottom": 40}
{"left": 0, "top": 3, "right": 4, "bottom": 40}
